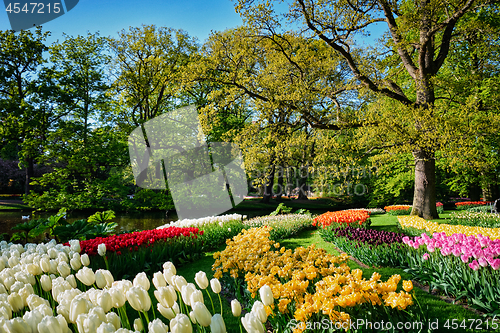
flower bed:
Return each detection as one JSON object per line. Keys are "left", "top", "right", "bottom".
{"left": 312, "top": 210, "right": 371, "bottom": 228}
{"left": 76, "top": 227, "right": 204, "bottom": 279}
{"left": 401, "top": 232, "right": 500, "bottom": 314}
{"left": 455, "top": 201, "right": 491, "bottom": 210}
{"left": 384, "top": 205, "right": 412, "bottom": 215}
{"left": 319, "top": 226, "right": 410, "bottom": 267}
{"left": 156, "top": 213, "right": 244, "bottom": 229}
{"left": 0, "top": 239, "right": 240, "bottom": 333}
{"left": 213, "top": 227, "right": 418, "bottom": 332}
{"left": 243, "top": 214, "right": 313, "bottom": 241}
{"left": 436, "top": 202, "right": 444, "bottom": 214}
{"left": 445, "top": 211, "right": 500, "bottom": 229}
{"left": 398, "top": 216, "right": 500, "bottom": 239}
{"left": 350, "top": 208, "right": 386, "bottom": 215}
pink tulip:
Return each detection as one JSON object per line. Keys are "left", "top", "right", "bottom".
{"left": 469, "top": 260, "right": 480, "bottom": 271}
{"left": 489, "top": 259, "right": 500, "bottom": 270}
{"left": 478, "top": 258, "right": 488, "bottom": 267}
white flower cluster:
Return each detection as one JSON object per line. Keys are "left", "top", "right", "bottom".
{"left": 157, "top": 214, "right": 244, "bottom": 229}
{"left": 350, "top": 208, "right": 387, "bottom": 214}
{"left": 0, "top": 237, "right": 237, "bottom": 332}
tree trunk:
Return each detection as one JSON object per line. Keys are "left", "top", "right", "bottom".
{"left": 261, "top": 163, "right": 275, "bottom": 204}
{"left": 411, "top": 149, "right": 438, "bottom": 219}
{"left": 275, "top": 165, "right": 284, "bottom": 202}
{"left": 24, "top": 156, "right": 34, "bottom": 196}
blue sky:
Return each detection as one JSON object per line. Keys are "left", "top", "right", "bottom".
{"left": 1, "top": 0, "right": 244, "bottom": 43}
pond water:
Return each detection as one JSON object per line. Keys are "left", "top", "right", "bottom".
{"left": 0, "top": 209, "right": 273, "bottom": 236}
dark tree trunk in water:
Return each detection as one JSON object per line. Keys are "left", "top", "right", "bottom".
{"left": 25, "top": 156, "right": 34, "bottom": 196}
{"left": 411, "top": 149, "right": 438, "bottom": 219}
{"left": 261, "top": 164, "right": 275, "bottom": 204}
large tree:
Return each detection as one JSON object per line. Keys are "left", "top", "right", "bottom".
{"left": 0, "top": 28, "right": 49, "bottom": 195}
{"left": 233, "top": 0, "right": 499, "bottom": 218}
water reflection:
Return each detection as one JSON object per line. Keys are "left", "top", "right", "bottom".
{"left": 0, "top": 209, "right": 270, "bottom": 236}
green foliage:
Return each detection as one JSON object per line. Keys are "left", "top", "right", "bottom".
{"left": 53, "top": 219, "right": 118, "bottom": 243}
{"left": 87, "top": 210, "right": 116, "bottom": 224}
{"left": 269, "top": 203, "right": 293, "bottom": 216}
{"left": 132, "top": 189, "right": 174, "bottom": 211}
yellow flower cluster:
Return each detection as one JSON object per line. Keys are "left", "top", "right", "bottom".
{"left": 398, "top": 216, "right": 500, "bottom": 239}
{"left": 213, "top": 227, "right": 414, "bottom": 332}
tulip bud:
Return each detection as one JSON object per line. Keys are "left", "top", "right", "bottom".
{"left": 5, "top": 317, "right": 30, "bottom": 333}
{"left": 98, "top": 244, "right": 106, "bottom": 257}
{"left": 154, "top": 285, "right": 177, "bottom": 308}
{"left": 153, "top": 271, "right": 166, "bottom": 289}
{"left": 26, "top": 263, "right": 41, "bottom": 276}
{"left": 56, "top": 314, "right": 69, "bottom": 333}
{"left": 49, "top": 260, "right": 58, "bottom": 274}
{"left": 172, "top": 275, "right": 187, "bottom": 292}
{"left": 70, "top": 257, "right": 81, "bottom": 271}
{"left": 81, "top": 254, "right": 90, "bottom": 266}
{"left": 40, "top": 275, "right": 52, "bottom": 292}
{"left": 69, "top": 297, "right": 90, "bottom": 323}
{"left": 69, "top": 240, "right": 81, "bottom": 253}
{"left": 190, "top": 289, "right": 203, "bottom": 305}
{"left": 99, "top": 291, "right": 113, "bottom": 313}
{"left": 57, "top": 261, "right": 71, "bottom": 278}
{"left": 163, "top": 268, "right": 174, "bottom": 286}
{"left": 38, "top": 315, "right": 63, "bottom": 333}
{"left": 210, "top": 278, "right": 221, "bottom": 294}
{"left": 106, "top": 312, "right": 121, "bottom": 330}
{"left": 95, "top": 270, "right": 107, "bottom": 289}
{"left": 133, "top": 272, "right": 150, "bottom": 291}
{"left": 40, "top": 258, "right": 50, "bottom": 273}
{"left": 162, "top": 261, "right": 176, "bottom": 275}
{"left": 189, "top": 311, "right": 197, "bottom": 324}
{"left": 24, "top": 309, "right": 43, "bottom": 332}
{"left": 192, "top": 301, "right": 212, "bottom": 327}
{"left": 231, "top": 299, "right": 241, "bottom": 317}
{"left": 148, "top": 318, "right": 168, "bottom": 333}
{"left": 180, "top": 283, "right": 196, "bottom": 306}
{"left": 7, "top": 292, "right": 23, "bottom": 313}
{"left": 97, "top": 322, "right": 116, "bottom": 333}
{"left": 210, "top": 313, "right": 227, "bottom": 333}
{"left": 170, "top": 313, "right": 192, "bottom": 333}
{"left": 242, "top": 312, "right": 265, "bottom": 333}
{"left": 26, "top": 294, "right": 49, "bottom": 311}
{"left": 66, "top": 275, "right": 77, "bottom": 289}
{"left": 157, "top": 302, "right": 179, "bottom": 320}
{"left": 101, "top": 270, "right": 114, "bottom": 288}
{"left": 126, "top": 286, "right": 151, "bottom": 312}
{"left": 134, "top": 318, "right": 143, "bottom": 332}
{"left": 194, "top": 271, "right": 208, "bottom": 290}
{"left": 259, "top": 284, "right": 274, "bottom": 306}
{"left": 109, "top": 288, "right": 126, "bottom": 308}
{"left": 76, "top": 267, "right": 95, "bottom": 286}
{"left": 84, "top": 313, "right": 103, "bottom": 333}
{"left": 252, "top": 301, "right": 267, "bottom": 323}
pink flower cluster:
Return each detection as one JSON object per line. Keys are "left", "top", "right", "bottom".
{"left": 403, "top": 232, "right": 500, "bottom": 271}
